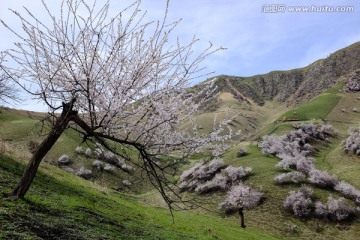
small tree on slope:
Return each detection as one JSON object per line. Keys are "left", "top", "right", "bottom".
{"left": 0, "top": 0, "right": 233, "bottom": 211}
{"left": 219, "top": 183, "right": 263, "bottom": 228}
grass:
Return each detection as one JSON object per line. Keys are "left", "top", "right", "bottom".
{"left": 279, "top": 83, "right": 343, "bottom": 121}
{"left": 2, "top": 77, "right": 360, "bottom": 239}
{"left": 0, "top": 153, "right": 279, "bottom": 240}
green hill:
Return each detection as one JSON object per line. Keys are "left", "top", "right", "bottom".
{"left": 2, "top": 41, "right": 360, "bottom": 239}
{"left": 0, "top": 152, "right": 277, "bottom": 239}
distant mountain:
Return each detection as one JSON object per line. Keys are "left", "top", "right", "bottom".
{"left": 199, "top": 41, "right": 360, "bottom": 107}
{"left": 188, "top": 41, "right": 360, "bottom": 138}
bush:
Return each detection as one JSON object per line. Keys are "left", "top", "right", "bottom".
{"left": 308, "top": 169, "right": 338, "bottom": 188}
{"left": 344, "top": 128, "right": 360, "bottom": 155}
{"left": 121, "top": 163, "right": 134, "bottom": 173}
{"left": 76, "top": 167, "right": 93, "bottom": 179}
{"left": 223, "top": 166, "right": 252, "bottom": 182}
{"left": 122, "top": 179, "right": 132, "bottom": 187}
{"left": 85, "top": 148, "right": 92, "bottom": 157}
{"left": 334, "top": 181, "right": 360, "bottom": 204}
{"left": 236, "top": 148, "right": 248, "bottom": 157}
{"left": 274, "top": 171, "right": 306, "bottom": 184}
{"left": 296, "top": 156, "right": 315, "bottom": 175}
{"left": 104, "top": 163, "right": 116, "bottom": 172}
{"left": 194, "top": 174, "right": 228, "bottom": 193}
{"left": 75, "top": 146, "right": 83, "bottom": 154}
{"left": 283, "top": 187, "right": 314, "bottom": 217}
{"left": 345, "top": 70, "right": 360, "bottom": 91}
{"left": 92, "top": 160, "right": 104, "bottom": 170}
{"left": 95, "top": 147, "right": 105, "bottom": 159}
{"left": 179, "top": 158, "right": 224, "bottom": 183}
{"left": 315, "top": 196, "right": 356, "bottom": 221}
{"left": 58, "top": 154, "right": 71, "bottom": 165}
{"left": 294, "top": 123, "right": 334, "bottom": 140}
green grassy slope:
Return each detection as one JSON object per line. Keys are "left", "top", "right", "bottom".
{"left": 0, "top": 153, "right": 278, "bottom": 240}
{"left": 279, "top": 82, "right": 344, "bottom": 121}
{"left": 213, "top": 82, "right": 360, "bottom": 239}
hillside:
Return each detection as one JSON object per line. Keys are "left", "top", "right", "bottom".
{"left": 0, "top": 153, "right": 277, "bottom": 239}
{"left": 2, "top": 41, "right": 360, "bottom": 239}
{"left": 189, "top": 41, "right": 360, "bottom": 139}
{"left": 209, "top": 41, "right": 360, "bottom": 107}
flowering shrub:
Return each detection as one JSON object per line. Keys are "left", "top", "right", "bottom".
{"left": 223, "top": 166, "right": 252, "bottom": 182}
{"left": 294, "top": 123, "right": 334, "bottom": 140}
{"left": 92, "top": 160, "right": 104, "bottom": 170}
{"left": 85, "top": 148, "right": 92, "bottom": 158}
{"left": 75, "top": 146, "right": 83, "bottom": 154}
{"left": 122, "top": 179, "right": 132, "bottom": 187}
{"left": 283, "top": 187, "right": 314, "bottom": 217}
{"left": 58, "top": 154, "right": 71, "bottom": 165}
{"left": 315, "top": 196, "right": 356, "bottom": 221}
{"left": 274, "top": 171, "right": 306, "bottom": 184}
{"left": 179, "top": 159, "right": 252, "bottom": 193}
{"left": 104, "top": 164, "right": 116, "bottom": 172}
{"left": 345, "top": 70, "right": 360, "bottom": 91}
{"left": 308, "top": 169, "right": 338, "bottom": 189}
{"left": 237, "top": 149, "right": 248, "bottom": 157}
{"left": 194, "top": 174, "right": 228, "bottom": 193}
{"left": 344, "top": 128, "right": 360, "bottom": 155}
{"left": 95, "top": 147, "right": 105, "bottom": 159}
{"left": 334, "top": 181, "right": 360, "bottom": 204}
{"left": 121, "top": 163, "right": 134, "bottom": 173}
{"left": 296, "top": 156, "right": 315, "bottom": 175}
{"left": 179, "top": 158, "right": 224, "bottom": 183}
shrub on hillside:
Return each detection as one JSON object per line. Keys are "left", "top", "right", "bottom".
{"left": 296, "top": 156, "right": 315, "bottom": 175}
{"left": 121, "top": 163, "right": 134, "bottom": 173}
{"left": 194, "top": 174, "right": 228, "bottom": 193}
{"left": 76, "top": 167, "right": 93, "bottom": 179}
{"left": 344, "top": 128, "right": 360, "bottom": 155}
{"left": 315, "top": 196, "right": 356, "bottom": 221}
{"left": 345, "top": 70, "right": 360, "bottom": 91}
{"left": 274, "top": 171, "right": 306, "bottom": 184}
{"left": 85, "top": 148, "right": 92, "bottom": 157}
{"left": 75, "top": 146, "right": 83, "bottom": 154}
{"left": 308, "top": 169, "right": 338, "bottom": 189}
{"left": 122, "top": 179, "right": 132, "bottom": 187}
{"left": 334, "top": 181, "right": 360, "bottom": 204}
{"left": 179, "top": 158, "right": 224, "bottom": 183}
{"left": 92, "top": 160, "right": 104, "bottom": 170}
{"left": 223, "top": 166, "right": 252, "bottom": 182}
{"left": 236, "top": 148, "right": 248, "bottom": 157}
{"left": 95, "top": 147, "right": 105, "bottom": 159}
{"left": 58, "top": 154, "right": 71, "bottom": 165}
{"left": 294, "top": 123, "right": 334, "bottom": 140}
{"left": 104, "top": 163, "right": 116, "bottom": 172}
{"left": 283, "top": 187, "right": 314, "bottom": 217}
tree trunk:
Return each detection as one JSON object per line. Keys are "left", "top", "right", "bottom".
{"left": 8, "top": 101, "right": 77, "bottom": 198}
{"left": 239, "top": 208, "right": 246, "bottom": 228}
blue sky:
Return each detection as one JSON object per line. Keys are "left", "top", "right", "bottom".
{"left": 0, "top": 0, "right": 360, "bottom": 111}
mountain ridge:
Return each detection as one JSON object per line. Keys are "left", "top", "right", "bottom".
{"left": 199, "top": 41, "right": 360, "bottom": 108}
